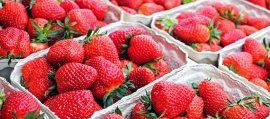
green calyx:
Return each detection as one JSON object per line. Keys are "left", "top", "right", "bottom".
{"left": 84, "top": 28, "right": 102, "bottom": 45}
{"left": 208, "top": 20, "right": 221, "bottom": 40}
{"left": 191, "top": 43, "right": 199, "bottom": 50}
{"left": 12, "top": 110, "right": 44, "bottom": 119}
{"left": 191, "top": 82, "right": 199, "bottom": 95}
{"left": 227, "top": 64, "right": 238, "bottom": 74}
{"left": 102, "top": 79, "right": 135, "bottom": 108}
{"left": 32, "top": 21, "right": 60, "bottom": 43}
{"left": 182, "top": 0, "right": 195, "bottom": 4}
{"left": 0, "top": 89, "right": 6, "bottom": 109}
{"left": 143, "top": 59, "right": 161, "bottom": 76}
{"left": 114, "top": 107, "right": 122, "bottom": 116}
{"left": 263, "top": 38, "right": 270, "bottom": 55}
{"left": 160, "top": 18, "right": 177, "bottom": 34}
{"left": 219, "top": 9, "right": 243, "bottom": 25}
{"left": 122, "top": 62, "right": 133, "bottom": 75}
{"left": 56, "top": 17, "right": 80, "bottom": 39}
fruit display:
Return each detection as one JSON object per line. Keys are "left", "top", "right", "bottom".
{"left": 0, "top": 0, "right": 120, "bottom": 65}
{"left": 151, "top": 0, "right": 270, "bottom": 64}
{"left": 247, "top": 0, "right": 270, "bottom": 10}
{"left": 91, "top": 64, "right": 270, "bottom": 119}
{"left": 219, "top": 29, "right": 270, "bottom": 95}
{"left": 10, "top": 22, "right": 188, "bottom": 118}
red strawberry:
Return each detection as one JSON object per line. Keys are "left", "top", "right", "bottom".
{"left": 215, "top": 4, "right": 240, "bottom": 23}
{"left": 84, "top": 30, "right": 121, "bottom": 66}
{"left": 223, "top": 52, "right": 253, "bottom": 79}
{"left": 250, "top": 64, "right": 268, "bottom": 80}
{"left": 222, "top": 102, "right": 256, "bottom": 119}
{"left": 250, "top": 78, "right": 268, "bottom": 90}
{"left": 198, "top": 80, "right": 230, "bottom": 116}
{"left": 60, "top": 0, "right": 80, "bottom": 13}
{"left": 192, "top": 43, "right": 211, "bottom": 52}
{"left": 221, "top": 29, "right": 246, "bottom": 46}
{"left": 129, "top": 67, "right": 155, "bottom": 89}
{"left": 131, "top": 102, "right": 149, "bottom": 119}
{"left": 27, "top": 18, "right": 48, "bottom": 38}
{"left": 144, "top": 0, "right": 155, "bottom": 3}
{"left": 0, "top": 27, "right": 30, "bottom": 58}
{"left": 243, "top": 38, "right": 268, "bottom": 64}
{"left": 31, "top": 0, "right": 66, "bottom": 20}
{"left": 55, "top": 63, "right": 98, "bottom": 93}
{"left": 47, "top": 39, "right": 84, "bottom": 66}
{"left": 29, "top": 42, "right": 49, "bottom": 54}
{"left": 176, "top": 12, "right": 196, "bottom": 21}
{"left": 75, "top": 0, "right": 108, "bottom": 20}
{"left": 143, "top": 59, "right": 171, "bottom": 79}
{"left": 198, "top": 6, "right": 219, "bottom": 22}
{"left": 237, "top": 25, "right": 258, "bottom": 35}
{"left": 116, "top": 0, "right": 143, "bottom": 10}
{"left": 103, "top": 114, "right": 125, "bottom": 119}
{"left": 0, "top": 2, "right": 28, "bottom": 30}
{"left": 244, "top": 97, "right": 270, "bottom": 119}
{"left": 267, "top": 0, "right": 270, "bottom": 9}
{"left": 186, "top": 96, "right": 204, "bottom": 119}
{"left": 44, "top": 90, "right": 101, "bottom": 119}
{"left": 121, "top": 6, "right": 137, "bottom": 14}
{"left": 154, "top": 0, "right": 182, "bottom": 10}
{"left": 138, "top": 3, "right": 164, "bottom": 16}
{"left": 111, "top": 0, "right": 118, "bottom": 5}
{"left": 217, "top": 19, "right": 236, "bottom": 36}
{"left": 151, "top": 81, "right": 195, "bottom": 118}
{"left": 248, "top": 0, "right": 266, "bottom": 8}
{"left": 247, "top": 16, "right": 270, "bottom": 30}
{"left": 1, "top": 92, "right": 41, "bottom": 119}
{"left": 210, "top": 44, "right": 222, "bottom": 52}
{"left": 85, "top": 57, "right": 125, "bottom": 107}
{"left": 177, "top": 15, "right": 211, "bottom": 26}
{"left": 128, "top": 35, "right": 163, "bottom": 65}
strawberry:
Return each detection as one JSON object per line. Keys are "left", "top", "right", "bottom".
{"left": 267, "top": 0, "right": 270, "bottom": 9}
{"left": 176, "top": 12, "right": 196, "bottom": 21}
{"left": 222, "top": 101, "right": 256, "bottom": 119}
{"left": 128, "top": 35, "right": 163, "bottom": 65}
{"left": 129, "top": 67, "right": 155, "bottom": 89}
{"left": 186, "top": 96, "right": 204, "bottom": 119}
{"left": 111, "top": 0, "right": 118, "bottom": 5}
{"left": 75, "top": 0, "right": 108, "bottom": 20}
{"left": 47, "top": 39, "right": 84, "bottom": 66}
{"left": 84, "top": 29, "right": 121, "bottom": 66}
{"left": 116, "top": 0, "right": 143, "bottom": 10}
{"left": 108, "top": 27, "right": 146, "bottom": 56}
{"left": 223, "top": 52, "right": 253, "bottom": 79}
{"left": 121, "top": 6, "right": 137, "bottom": 14}
{"left": 144, "top": 0, "right": 155, "bottom": 2}
{"left": 103, "top": 114, "right": 125, "bottom": 119}
{"left": 0, "top": 27, "right": 30, "bottom": 58}
{"left": 177, "top": 15, "right": 211, "bottom": 26}
{"left": 250, "top": 64, "right": 268, "bottom": 80}
{"left": 0, "top": 2, "right": 28, "bottom": 30}
{"left": 247, "top": 16, "right": 270, "bottom": 30}
{"left": 138, "top": 3, "right": 164, "bottom": 16}
{"left": 243, "top": 96, "right": 269, "bottom": 119}
{"left": 27, "top": 18, "right": 48, "bottom": 38}
{"left": 1, "top": 91, "right": 41, "bottom": 119}
{"left": 198, "top": 6, "right": 219, "bottom": 23}
{"left": 154, "top": 0, "right": 182, "bottom": 10}
{"left": 248, "top": 0, "right": 266, "bottom": 8}
{"left": 191, "top": 43, "right": 211, "bottom": 52}
{"left": 214, "top": 4, "right": 241, "bottom": 24}
{"left": 198, "top": 80, "right": 230, "bottom": 116}
{"left": 264, "top": 57, "right": 270, "bottom": 70}
{"left": 121, "top": 60, "right": 138, "bottom": 75}
{"left": 131, "top": 102, "right": 149, "bottom": 119}
{"left": 250, "top": 78, "right": 268, "bottom": 90}
{"left": 30, "top": 42, "right": 49, "bottom": 54}
{"left": 31, "top": 0, "right": 66, "bottom": 20}
{"left": 22, "top": 58, "right": 55, "bottom": 101}
{"left": 44, "top": 90, "right": 101, "bottom": 119}
{"left": 55, "top": 63, "right": 98, "bottom": 93}
{"left": 151, "top": 81, "right": 195, "bottom": 118}
{"left": 243, "top": 38, "right": 268, "bottom": 64}
{"left": 60, "top": 0, "right": 80, "bottom": 13}
{"left": 217, "top": 19, "right": 236, "bottom": 36}
{"left": 85, "top": 56, "right": 125, "bottom": 107}
{"left": 237, "top": 25, "right": 258, "bottom": 36}
{"left": 143, "top": 59, "right": 171, "bottom": 78}
{"left": 210, "top": 44, "right": 222, "bottom": 52}
{"left": 221, "top": 29, "right": 246, "bottom": 46}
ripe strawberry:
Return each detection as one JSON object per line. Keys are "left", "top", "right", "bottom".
{"left": 30, "top": 42, "right": 49, "bottom": 54}
{"left": 27, "top": 18, "right": 48, "bottom": 38}
{"left": 111, "top": 0, "right": 118, "bottom": 5}
{"left": 244, "top": 96, "right": 269, "bottom": 119}
{"left": 222, "top": 103, "right": 256, "bottom": 119}
{"left": 210, "top": 44, "right": 222, "bottom": 52}
{"left": 44, "top": 90, "right": 101, "bottom": 119}
{"left": 248, "top": 0, "right": 266, "bottom": 8}
{"left": 128, "top": 35, "right": 163, "bottom": 65}
{"left": 186, "top": 96, "right": 204, "bottom": 119}
{"left": 0, "top": 2, "right": 28, "bottom": 30}
{"left": 121, "top": 6, "right": 137, "bottom": 14}
{"left": 47, "top": 39, "right": 84, "bottom": 66}
{"left": 151, "top": 81, "right": 195, "bottom": 118}
{"left": 143, "top": 59, "right": 171, "bottom": 78}
{"left": 1, "top": 92, "right": 41, "bottom": 119}
{"left": 215, "top": 4, "right": 241, "bottom": 23}
{"left": 176, "top": 12, "right": 196, "bottom": 21}
{"left": 250, "top": 78, "right": 268, "bottom": 90}
{"left": 217, "top": 19, "right": 236, "bottom": 36}
{"left": 237, "top": 25, "right": 258, "bottom": 35}
{"left": 108, "top": 27, "right": 146, "bottom": 56}
{"left": 192, "top": 43, "right": 211, "bottom": 52}
{"left": 129, "top": 67, "right": 155, "bottom": 89}
{"left": 121, "top": 60, "right": 138, "bottom": 75}
{"left": 138, "top": 3, "right": 164, "bottom": 16}
{"left": 154, "top": 0, "right": 182, "bottom": 10}
{"left": 198, "top": 80, "right": 230, "bottom": 116}
{"left": 144, "top": 0, "right": 155, "bottom": 3}
{"left": 267, "top": 0, "right": 270, "bottom": 9}
{"left": 221, "top": 29, "right": 246, "bottom": 46}
{"left": 75, "top": 0, "right": 108, "bottom": 20}
{"left": 31, "top": 0, "right": 66, "bottom": 20}
{"left": 223, "top": 52, "right": 253, "bottom": 79}
{"left": 0, "top": 27, "right": 30, "bottom": 58}
{"left": 85, "top": 57, "right": 125, "bottom": 107}
{"left": 116, "top": 0, "right": 143, "bottom": 10}
{"left": 84, "top": 30, "right": 121, "bottom": 66}
{"left": 243, "top": 39, "right": 268, "bottom": 64}
{"left": 55, "top": 63, "right": 98, "bottom": 93}
{"left": 173, "top": 117, "right": 188, "bottom": 119}
{"left": 177, "top": 15, "right": 211, "bottom": 26}
{"left": 60, "top": 0, "right": 80, "bottom": 13}
{"left": 103, "top": 114, "right": 125, "bottom": 119}
{"left": 247, "top": 16, "right": 270, "bottom": 30}
{"left": 250, "top": 64, "right": 268, "bottom": 80}
{"left": 198, "top": 6, "right": 219, "bottom": 22}
{"left": 131, "top": 102, "right": 148, "bottom": 119}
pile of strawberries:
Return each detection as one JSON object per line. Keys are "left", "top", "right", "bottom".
{"left": 102, "top": 81, "right": 270, "bottom": 119}
{"left": 20, "top": 26, "right": 171, "bottom": 118}
{"left": 223, "top": 38, "right": 270, "bottom": 92}
{"left": 156, "top": 2, "right": 270, "bottom": 52}
{"left": 247, "top": 0, "right": 270, "bottom": 10}
{"left": 0, "top": 0, "right": 111, "bottom": 61}
{"left": 110, "top": 0, "right": 195, "bottom": 16}
{"left": 0, "top": 89, "right": 43, "bottom": 118}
